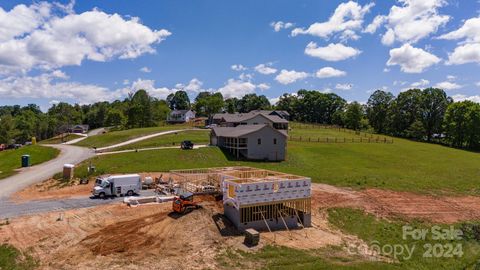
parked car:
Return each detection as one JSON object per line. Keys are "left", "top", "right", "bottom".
{"left": 0, "top": 144, "right": 5, "bottom": 151}
{"left": 7, "top": 144, "right": 22, "bottom": 150}
{"left": 205, "top": 124, "right": 217, "bottom": 129}
{"left": 181, "top": 140, "right": 194, "bottom": 150}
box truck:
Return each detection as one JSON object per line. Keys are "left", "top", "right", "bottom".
{"left": 92, "top": 174, "right": 141, "bottom": 198}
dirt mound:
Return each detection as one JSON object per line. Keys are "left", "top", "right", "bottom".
{"left": 13, "top": 178, "right": 93, "bottom": 201}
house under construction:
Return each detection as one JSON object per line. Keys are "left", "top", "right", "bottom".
{"left": 169, "top": 167, "right": 311, "bottom": 231}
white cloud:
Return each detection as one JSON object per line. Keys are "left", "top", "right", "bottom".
{"left": 315, "top": 67, "right": 346, "bottom": 78}
{"left": 476, "top": 82, "right": 480, "bottom": 87}
{"left": 0, "top": 2, "right": 171, "bottom": 73}
{"left": 291, "top": 1, "right": 374, "bottom": 40}
{"left": 452, "top": 94, "right": 480, "bottom": 103}
{"left": 270, "top": 21, "right": 294, "bottom": 32}
{"left": 305, "top": 42, "right": 361, "bottom": 61}
{"left": 175, "top": 78, "right": 203, "bottom": 93}
{"left": 269, "top": 97, "right": 280, "bottom": 105}
{"left": 0, "top": 71, "right": 119, "bottom": 104}
{"left": 127, "top": 79, "right": 173, "bottom": 99}
{"left": 381, "top": 28, "right": 396, "bottom": 46}
{"left": 393, "top": 80, "right": 408, "bottom": 86}
{"left": 275, "top": 69, "right": 309, "bottom": 85}
{"left": 386, "top": 44, "right": 441, "bottom": 73}
{"left": 364, "top": 15, "right": 386, "bottom": 34}
{"left": 434, "top": 81, "right": 462, "bottom": 90}
{"left": 0, "top": 2, "right": 51, "bottom": 42}
{"left": 383, "top": 68, "right": 390, "bottom": 72}
{"left": 231, "top": 64, "right": 247, "bottom": 71}
{"left": 238, "top": 73, "right": 253, "bottom": 81}
{"left": 447, "top": 75, "right": 456, "bottom": 81}
{"left": 410, "top": 79, "right": 430, "bottom": 88}
{"left": 257, "top": 83, "right": 270, "bottom": 91}
{"left": 140, "top": 66, "right": 151, "bottom": 73}
{"left": 335, "top": 83, "right": 353, "bottom": 90}
{"left": 217, "top": 79, "right": 257, "bottom": 98}
{"left": 445, "top": 43, "right": 480, "bottom": 65}
{"left": 436, "top": 14, "right": 480, "bottom": 65}
{"left": 378, "top": 0, "right": 450, "bottom": 45}
{"left": 254, "top": 63, "right": 277, "bottom": 75}
{"left": 438, "top": 17, "right": 480, "bottom": 43}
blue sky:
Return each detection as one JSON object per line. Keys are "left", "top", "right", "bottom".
{"left": 0, "top": 0, "right": 479, "bottom": 110}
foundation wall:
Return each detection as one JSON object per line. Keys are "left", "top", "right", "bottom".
{"left": 224, "top": 203, "right": 306, "bottom": 231}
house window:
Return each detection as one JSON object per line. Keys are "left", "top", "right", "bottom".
{"left": 257, "top": 138, "right": 261, "bottom": 145}
{"left": 273, "top": 138, "right": 277, "bottom": 145}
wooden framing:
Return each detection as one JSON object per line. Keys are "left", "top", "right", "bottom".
{"left": 239, "top": 198, "right": 311, "bottom": 224}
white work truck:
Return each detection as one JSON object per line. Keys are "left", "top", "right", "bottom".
{"left": 92, "top": 174, "right": 142, "bottom": 198}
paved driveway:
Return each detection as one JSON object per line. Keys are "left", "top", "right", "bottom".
{"left": 0, "top": 144, "right": 94, "bottom": 199}
{"left": 0, "top": 190, "right": 156, "bottom": 219}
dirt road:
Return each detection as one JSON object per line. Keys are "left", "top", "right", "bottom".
{"left": 0, "top": 190, "right": 156, "bottom": 219}
{"left": 0, "top": 144, "right": 94, "bottom": 199}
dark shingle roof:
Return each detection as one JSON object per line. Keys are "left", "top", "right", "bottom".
{"left": 212, "top": 124, "right": 287, "bottom": 138}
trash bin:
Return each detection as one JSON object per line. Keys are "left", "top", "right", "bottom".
{"left": 21, "top": 155, "right": 30, "bottom": 167}
{"left": 63, "top": 164, "right": 75, "bottom": 180}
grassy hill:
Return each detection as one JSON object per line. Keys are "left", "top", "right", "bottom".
{"left": 0, "top": 145, "right": 60, "bottom": 180}
{"left": 39, "top": 133, "right": 84, "bottom": 144}
{"left": 108, "top": 130, "right": 210, "bottom": 151}
{"left": 75, "top": 126, "right": 480, "bottom": 194}
{"left": 74, "top": 124, "right": 193, "bottom": 148}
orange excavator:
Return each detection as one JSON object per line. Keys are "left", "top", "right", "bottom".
{"left": 172, "top": 192, "right": 200, "bottom": 214}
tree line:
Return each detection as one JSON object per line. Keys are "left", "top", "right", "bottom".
{"left": 1, "top": 87, "right": 479, "bottom": 150}
{"left": 277, "top": 88, "right": 480, "bottom": 150}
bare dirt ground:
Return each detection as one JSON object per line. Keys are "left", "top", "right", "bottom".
{"left": 312, "top": 184, "right": 480, "bottom": 223}
{"left": 3, "top": 182, "right": 480, "bottom": 269}
{"left": 0, "top": 186, "right": 381, "bottom": 269}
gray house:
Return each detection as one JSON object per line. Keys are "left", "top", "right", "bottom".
{"left": 167, "top": 110, "right": 196, "bottom": 123}
{"left": 68, "top": 124, "right": 89, "bottom": 134}
{"left": 211, "top": 124, "right": 287, "bottom": 161}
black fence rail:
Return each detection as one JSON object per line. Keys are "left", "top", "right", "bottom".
{"left": 288, "top": 136, "right": 393, "bottom": 144}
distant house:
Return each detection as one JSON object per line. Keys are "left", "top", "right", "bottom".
{"left": 167, "top": 110, "right": 196, "bottom": 123}
{"left": 69, "top": 125, "right": 89, "bottom": 134}
{"left": 211, "top": 111, "right": 289, "bottom": 130}
{"left": 211, "top": 124, "right": 287, "bottom": 161}
{"left": 257, "top": 110, "right": 290, "bottom": 120}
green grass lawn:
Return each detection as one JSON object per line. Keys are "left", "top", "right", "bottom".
{"left": 327, "top": 208, "right": 480, "bottom": 269}
{"left": 217, "top": 245, "right": 398, "bottom": 270}
{"left": 75, "top": 133, "right": 480, "bottom": 195}
{"left": 109, "top": 130, "right": 210, "bottom": 151}
{"left": 0, "top": 244, "right": 37, "bottom": 270}
{"left": 39, "top": 133, "right": 84, "bottom": 144}
{"left": 0, "top": 145, "right": 59, "bottom": 180}
{"left": 74, "top": 124, "right": 194, "bottom": 148}
{"left": 289, "top": 126, "right": 371, "bottom": 140}
{"left": 219, "top": 209, "right": 480, "bottom": 269}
